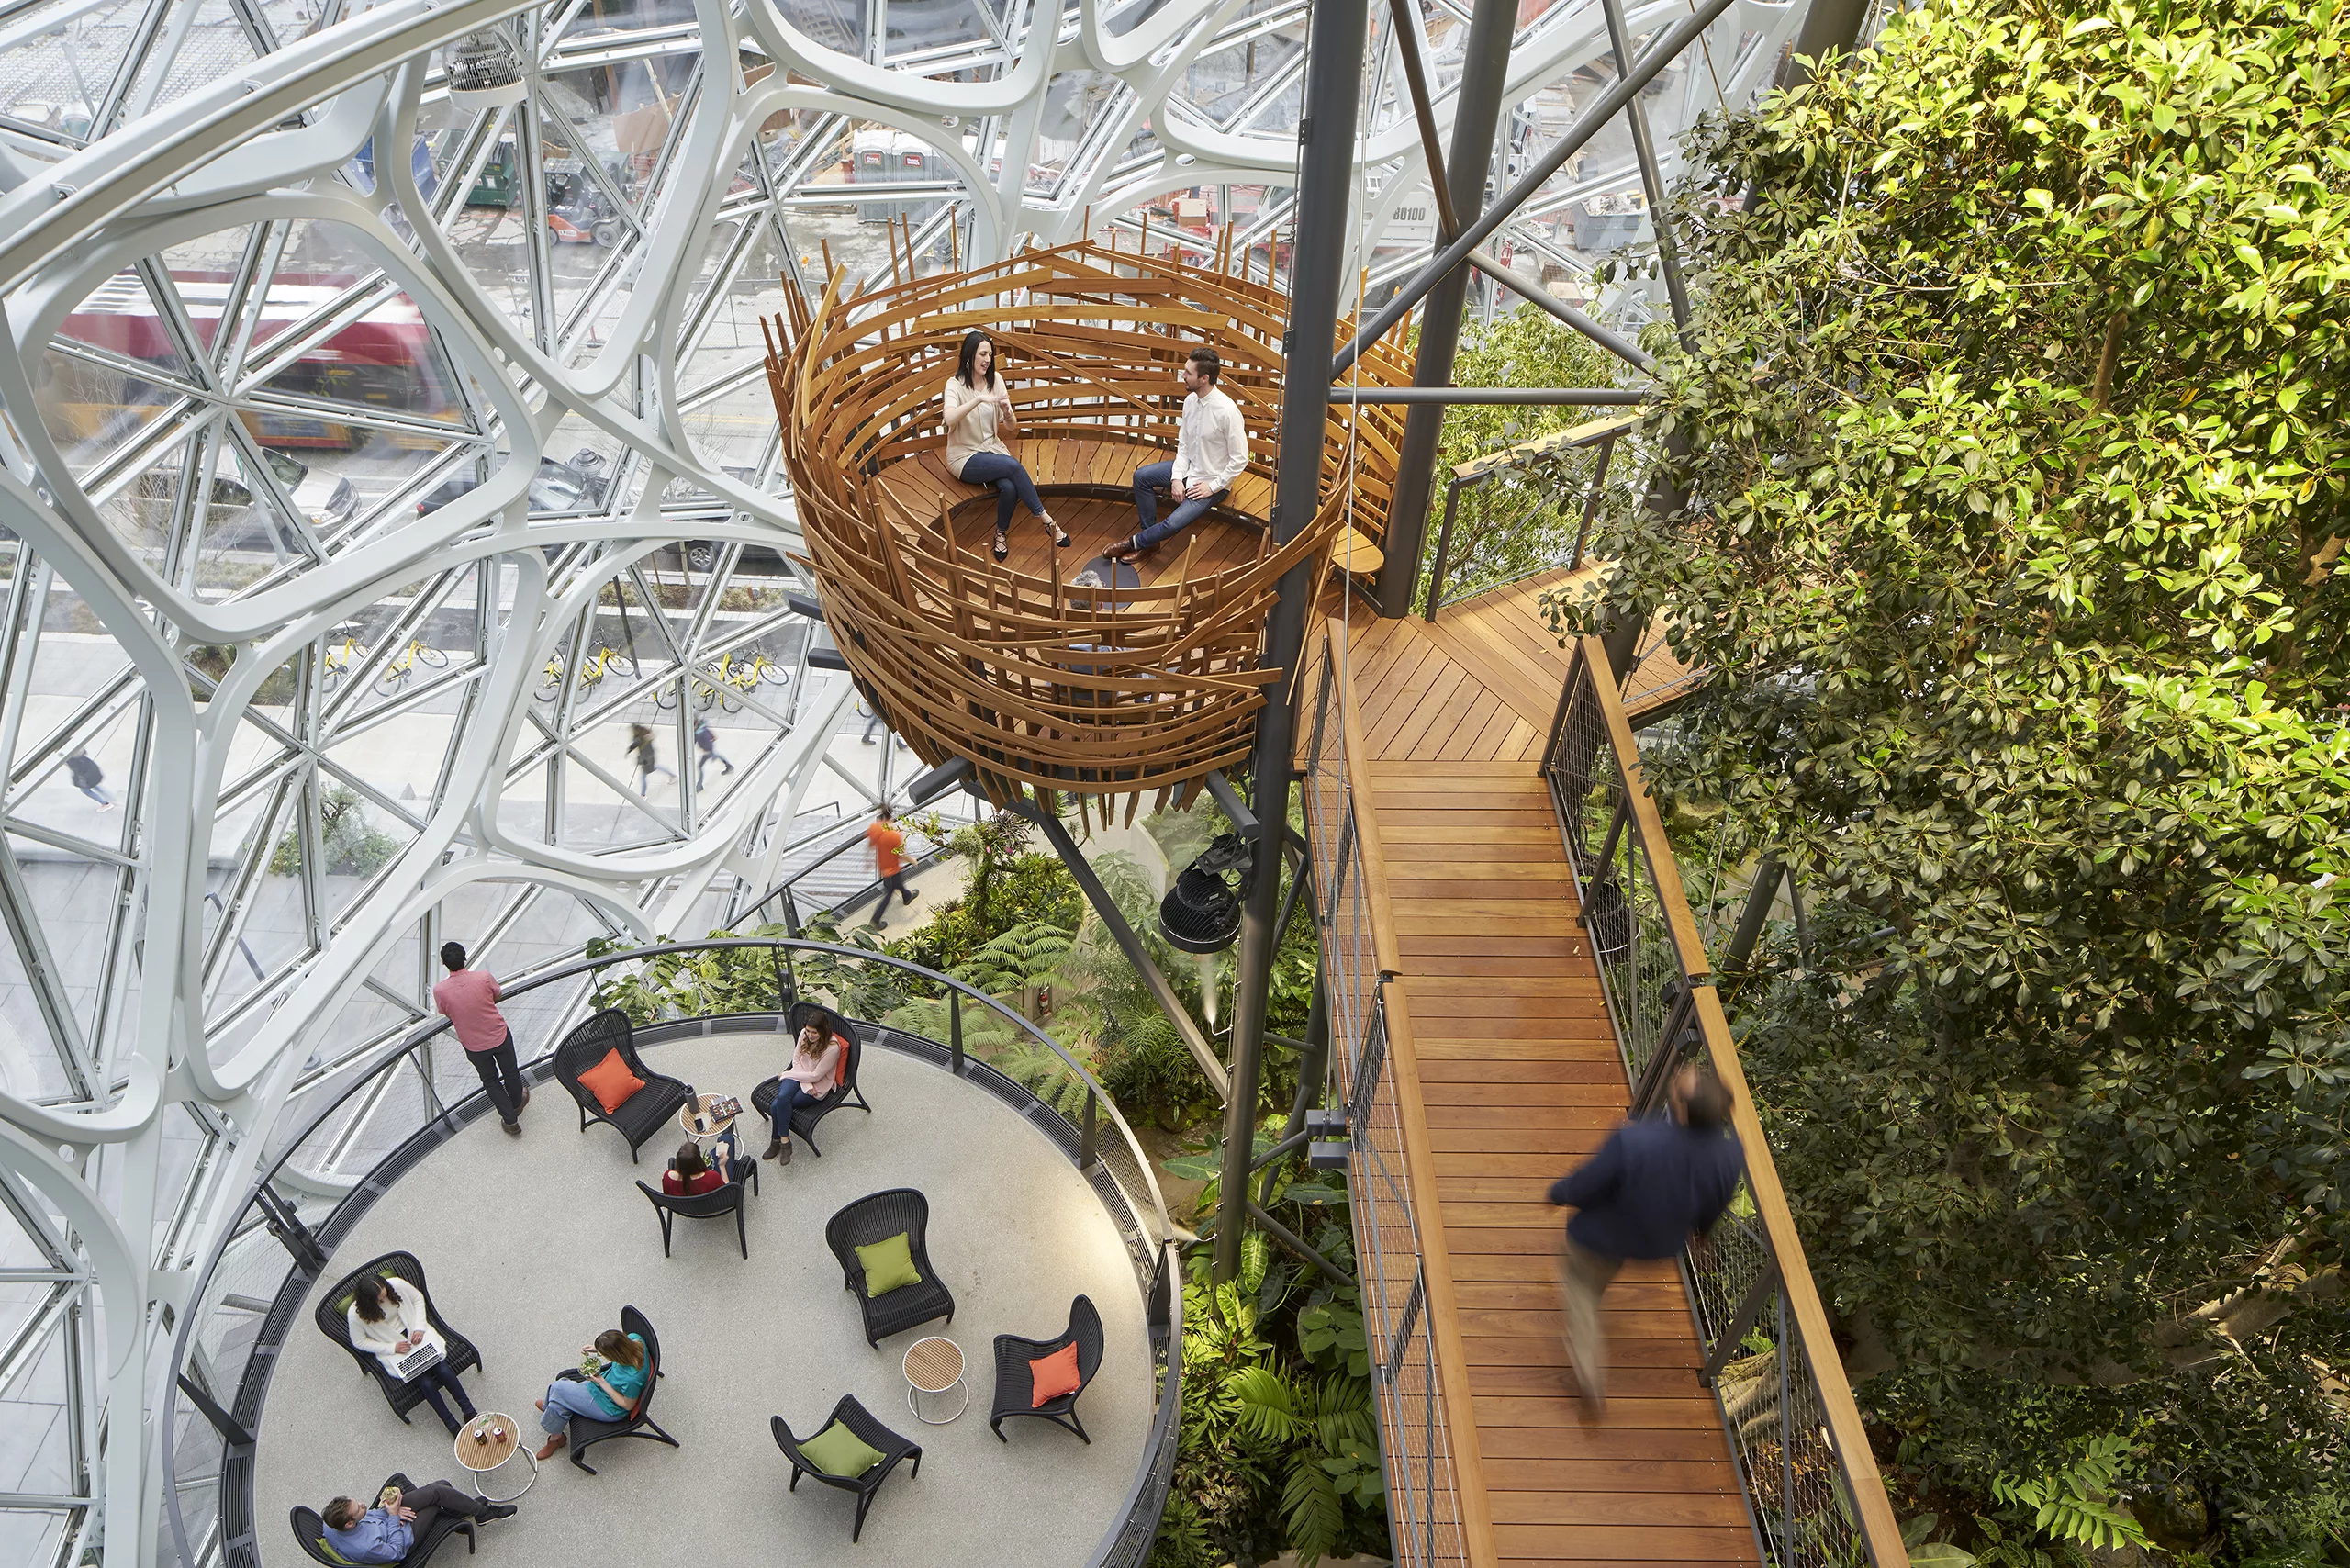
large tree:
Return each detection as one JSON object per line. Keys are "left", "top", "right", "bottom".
{"left": 1574, "top": 0, "right": 2350, "bottom": 1548}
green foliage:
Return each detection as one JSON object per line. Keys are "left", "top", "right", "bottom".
{"left": 268, "top": 784, "right": 401, "bottom": 877}
{"left": 1562, "top": 0, "right": 2350, "bottom": 1551}
{"left": 1399, "top": 309, "right": 1634, "bottom": 610}
{"left": 1153, "top": 1214, "right": 1388, "bottom": 1568}
{"left": 890, "top": 850, "right": 1080, "bottom": 976}
{"left": 1991, "top": 1437, "right": 2152, "bottom": 1552}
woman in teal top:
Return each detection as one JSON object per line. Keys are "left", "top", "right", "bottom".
{"left": 532, "top": 1327, "right": 647, "bottom": 1461}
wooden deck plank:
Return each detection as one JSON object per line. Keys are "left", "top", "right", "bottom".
{"left": 1315, "top": 612, "right": 1758, "bottom": 1568}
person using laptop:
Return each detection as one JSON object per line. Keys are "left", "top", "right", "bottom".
{"left": 346, "top": 1274, "right": 478, "bottom": 1436}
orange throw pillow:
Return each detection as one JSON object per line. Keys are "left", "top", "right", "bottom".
{"left": 578, "top": 1047, "right": 644, "bottom": 1114}
{"left": 1029, "top": 1342, "right": 1083, "bottom": 1406}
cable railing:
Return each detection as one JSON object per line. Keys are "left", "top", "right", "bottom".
{"left": 1420, "top": 413, "right": 1634, "bottom": 617}
{"left": 1542, "top": 634, "right": 1908, "bottom": 1568}
{"left": 160, "top": 938, "right": 1177, "bottom": 1568}
{"left": 1301, "top": 624, "right": 1493, "bottom": 1568}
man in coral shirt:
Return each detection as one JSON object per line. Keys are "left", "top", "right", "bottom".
{"left": 863, "top": 807, "right": 919, "bottom": 931}
{"left": 434, "top": 941, "right": 529, "bottom": 1137}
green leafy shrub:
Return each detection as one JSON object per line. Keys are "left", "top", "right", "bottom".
{"left": 268, "top": 784, "right": 401, "bottom": 877}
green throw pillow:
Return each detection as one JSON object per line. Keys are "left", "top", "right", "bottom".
{"left": 798, "top": 1418, "right": 884, "bottom": 1478}
{"left": 314, "top": 1539, "right": 355, "bottom": 1566}
{"left": 855, "top": 1231, "right": 922, "bottom": 1297}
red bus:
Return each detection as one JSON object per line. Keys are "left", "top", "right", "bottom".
{"left": 44, "top": 272, "right": 462, "bottom": 451}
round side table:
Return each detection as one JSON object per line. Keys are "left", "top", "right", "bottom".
{"left": 678, "top": 1093, "right": 738, "bottom": 1159}
{"left": 902, "top": 1336, "right": 967, "bottom": 1425}
{"left": 454, "top": 1413, "right": 537, "bottom": 1501}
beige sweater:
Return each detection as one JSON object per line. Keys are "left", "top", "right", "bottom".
{"left": 943, "top": 375, "right": 1010, "bottom": 477}
{"left": 347, "top": 1279, "right": 440, "bottom": 1372}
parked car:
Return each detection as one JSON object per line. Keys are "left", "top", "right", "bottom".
{"left": 124, "top": 448, "right": 357, "bottom": 549}
{"left": 416, "top": 449, "right": 610, "bottom": 516}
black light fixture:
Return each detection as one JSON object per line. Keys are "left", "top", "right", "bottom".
{"left": 1158, "top": 833, "right": 1251, "bottom": 954}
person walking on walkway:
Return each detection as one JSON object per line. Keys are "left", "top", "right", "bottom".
{"left": 627, "top": 722, "right": 675, "bottom": 795}
{"left": 66, "top": 754, "right": 114, "bottom": 810}
{"left": 694, "top": 717, "right": 734, "bottom": 786}
{"left": 941, "top": 330, "right": 1071, "bottom": 563}
{"left": 433, "top": 942, "right": 529, "bottom": 1137}
{"left": 864, "top": 806, "right": 918, "bottom": 930}
{"left": 1546, "top": 1064, "right": 1743, "bottom": 1418}
{"left": 1109, "top": 347, "right": 1247, "bottom": 560}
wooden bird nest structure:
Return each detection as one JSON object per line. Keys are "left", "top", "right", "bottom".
{"left": 763, "top": 235, "right": 1411, "bottom": 810}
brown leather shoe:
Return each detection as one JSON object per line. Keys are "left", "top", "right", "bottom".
{"left": 761, "top": 1137, "right": 784, "bottom": 1161}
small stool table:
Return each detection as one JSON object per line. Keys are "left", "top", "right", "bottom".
{"left": 679, "top": 1092, "right": 738, "bottom": 1160}
{"left": 902, "top": 1336, "right": 967, "bottom": 1425}
{"left": 454, "top": 1413, "right": 536, "bottom": 1501}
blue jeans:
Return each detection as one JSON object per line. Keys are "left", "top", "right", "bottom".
{"left": 542, "top": 1375, "right": 621, "bottom": 1434}
{"left": 957, "top": 451, "right": 1046, "bottom": 533}
{"left": 770, "top": 1081, "right": 823, "bottom": 1138}
{"left": 410, "top": 1363, "right": 477, "bottom": 1434}
{"left": 1131, "top": 461, "right": 1227, "bottom": 549}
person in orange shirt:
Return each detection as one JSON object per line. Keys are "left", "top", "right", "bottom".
{"left": 864, "top": 806, "right": 918, "bottom": 930}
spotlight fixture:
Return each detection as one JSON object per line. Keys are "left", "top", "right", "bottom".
{"left": 1158, "top": 833, "right": 1251, "bottom": 954}
{"left": 445, "top": 28, "right": 526, "bottom": 106}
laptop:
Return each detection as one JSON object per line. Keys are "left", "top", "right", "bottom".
{"left": 394, "top": 1338, "right": 445, "bottom": 1381}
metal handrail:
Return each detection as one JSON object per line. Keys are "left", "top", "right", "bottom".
{"left": 161, "top": 937, "right": 1172, "bottom": 1568}
{"left": 1541, "top": 635, "right": 1908, "bottom": 1568}
{"left": 1421, "top": 413, "right": 1635, "bottom": 619}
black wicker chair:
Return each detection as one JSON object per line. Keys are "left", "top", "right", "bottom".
{"left": 750, "top": 1002, "right": 872, "bottom": 1157}
{"left": 824, "top": 1188, "right": 954, "bottom": 1346}
{"left": 289, "top": 1472, "right": 475, "bottom": 1567}
{"left": 313, "top": 1252, "right": 483, "bottom": 1426}
{"left": 555, "top": 1304, "right": 680, "bottom": 1473}
{"left": 772, "top": 1396, "right": 922, "bottom": 1542}
{"left": 636, "top": 1159, "right": 758, "bottom": 1259}
{"left": 989, "top": 1294, "right": 1104, "bottom": 1443}
{"left": 552, "top": 1008, "right": 690, "bottom": 1163}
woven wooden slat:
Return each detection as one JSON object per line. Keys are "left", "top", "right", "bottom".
{"left": 766, "top": 239, "right": 1410, "bottom": 806}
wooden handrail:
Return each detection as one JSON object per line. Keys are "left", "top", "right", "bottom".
{"left": 1692, "top": 986, "right": 1907, "bottom": 1565}
{"left": 1317, "top": 620, "right": 1498, "bottom": 1568}
{"left": 1568, "top": 635, "right": 1910, "bottom": 1568}
{"left": 1576, "top": 634, "right": 1707, "bottom": 974}
{"left": 1326, "top": 620, "right": 1401, "bottom": 978}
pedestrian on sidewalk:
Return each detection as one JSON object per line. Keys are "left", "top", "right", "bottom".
{"left": 627, "top": 722, "right": 675, "bottom": 794}
{"left": 1546, "top": 1064, "right": 1743, "bottom": 1419}
{"left": 432, "top": 941, "right": 530, "bottom": 1137}
{"left": 67, "top": 754, "right": 114, "bottom": 810}
{"left": 694, "top": 717, "right": 734, "bottom": 786}
{"left": 864, "top": 806, "right": 918, "bottom": 930}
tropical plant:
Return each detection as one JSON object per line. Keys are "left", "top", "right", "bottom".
{"left": 268, "top": 783, "right": 401, "bottom": 877}
{"left": 1552, "top": 0, "right": 2350, "bottom": 1548}
{"left": 1153, "top": 1221, "right": 1388, "bottom": 1568}
{"left": 1990, "top": 1437, "right": 2152, "bottom": 1553}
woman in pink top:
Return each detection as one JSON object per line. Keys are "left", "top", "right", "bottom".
{"left": 763, "top": 1024, "right": 843, "bottom": 1164}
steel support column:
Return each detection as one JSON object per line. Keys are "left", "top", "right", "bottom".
{"left": 1783, "top": 0, "right": 1874, "bottom": 88}
{"left": 1370, "top": 0, "right": 1520, "bottom": 617}
{"left": 1215, "top": 0, "right": 1369, "bottom": 1284}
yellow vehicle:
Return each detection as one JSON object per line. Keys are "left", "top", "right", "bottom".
{"left": 321, "top": 634, "right": 368, "bottom": 689}
{"left": 536, "top": 644, "right": 636, "bottom": 701}
{"left": 373, "top": 638, "right": 451, "bottom": 695}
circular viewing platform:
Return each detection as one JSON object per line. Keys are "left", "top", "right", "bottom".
{"left": 203, "top": 964, "right": 1174, "bottom": 1568}
{"left": 764, "top": 238, "right": 1412, "bottom": 805}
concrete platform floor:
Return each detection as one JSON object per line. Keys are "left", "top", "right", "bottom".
{"left": 253, "top": 1029, "right": 1152, "bottom": 1566}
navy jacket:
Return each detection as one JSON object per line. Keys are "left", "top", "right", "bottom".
{"left": 1547, "top": 1114, "right": 1744, "bottom": 1260}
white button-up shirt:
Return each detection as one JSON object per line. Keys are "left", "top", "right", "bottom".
{"left": 1172, "top": 386, "right": 1248, "bottom": 495}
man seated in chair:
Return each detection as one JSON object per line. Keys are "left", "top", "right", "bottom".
{"left": 1108, "top": 348, "right": 1247, "bottom": 561}
{"left": 320, "top": 1481, "right": 512, "bottom": 1562}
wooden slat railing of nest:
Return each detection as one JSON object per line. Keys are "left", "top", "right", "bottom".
{"left": 761, "top": 234, "right": 1413, "bottom": 813}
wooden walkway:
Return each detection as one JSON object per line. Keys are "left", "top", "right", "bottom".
{"left": 1336, "top": 590, "right": 1758, "bottom": 1568}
